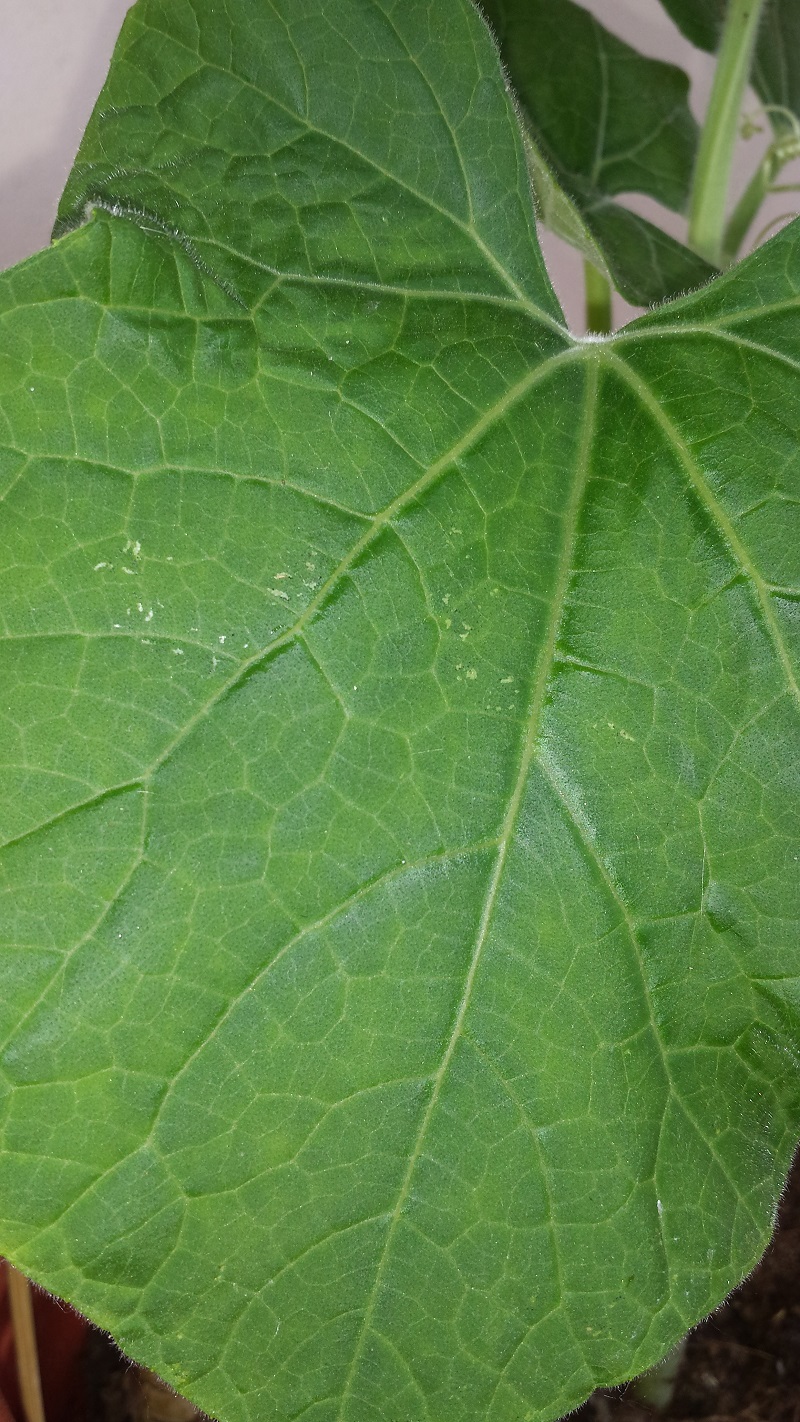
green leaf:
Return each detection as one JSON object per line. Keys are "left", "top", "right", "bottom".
{"left": 754, "top": 0, "right": 800, "bottom": 126}
{"left": 482, "top": 0, "right": 717, "bottom": 305}
{"left": 0, "top": 3, "right": 799, "bottom": 1421}
{"left": 658, "top": 0, "right": 722, "bottom": 53}
{"left": 661, "top": 0, "right": 800, "bottom": 129}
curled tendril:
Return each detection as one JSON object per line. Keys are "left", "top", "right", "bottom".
{"left": 753, "top": 211, "right": 799, "bottom": 246}
{"left": 740, "top": 104, "right": 800, "bottom": 140}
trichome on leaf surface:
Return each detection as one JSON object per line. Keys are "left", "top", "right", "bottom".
{"left": 0, "top": 1, "right": 798, "bottom": 1420}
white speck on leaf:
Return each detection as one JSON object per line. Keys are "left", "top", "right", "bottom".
{"left": 607, "top": 720, "right": 635, "bottom": 742}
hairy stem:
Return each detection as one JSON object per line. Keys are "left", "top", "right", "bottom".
{"left": 722, "top": 149, "right": 774, "bottom": 260}
{"left": 688, "top": 0, "right": 766, "bottom": 264}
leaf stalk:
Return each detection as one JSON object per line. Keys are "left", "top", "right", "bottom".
{"left": 722, "top": 129, "right": 800, "bottom": 261}
{"left": 584, "top": 260, "right": 612, "bottom": 334}
{"left": 6, "top": 1266, "right": 45, "bottom": 1422}
{"left": 687, "top": 0, "right": 766, "bottom": 264}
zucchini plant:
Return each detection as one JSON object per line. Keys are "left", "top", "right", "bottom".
{"left": 0, "top": 1, "right": 798, "bottom": 1419}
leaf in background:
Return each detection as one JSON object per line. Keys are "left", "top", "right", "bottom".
{"left": 657, "top": 0, "right": 722, "bottom": 53}
{"left": 575, "top": 196, "right": 715, "bottom": 310}
{"left": 754, "top": 0, "right": 800, "bottom": 127}
{"left": 0, "top": 2, "right": 799, "bottom": 1421}
{"left": 661, "top": 0, "right": 800, "bottom": 129}
{"left": 482, "top": 0, "right": 716, "bottom": 305}
{"left": 521, "top": 131, "right": 715, "bottom": 311}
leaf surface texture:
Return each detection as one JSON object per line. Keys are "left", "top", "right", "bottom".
{"left": 0, "top": 2, "right": 798, "bottom": 1420}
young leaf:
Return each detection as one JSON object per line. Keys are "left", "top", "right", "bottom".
{"left": 0, "top": 2, "right": 798, "bottom": 1421}
{"left": 482, "top": 0, "right": 717, "bottom": 304}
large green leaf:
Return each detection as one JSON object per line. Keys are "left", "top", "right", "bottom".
{"left": 661, "top": 0, "right": 800, "bottom": 129}
{"left": 1, "top": 2, "right": 799, "bottom": 1420}
{"left": 481, "top": 0, "right": 716, "bottom": 305}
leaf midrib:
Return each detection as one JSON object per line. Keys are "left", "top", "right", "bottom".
{"left": 333, "top": 358, "right": 601, "bottom": 1421}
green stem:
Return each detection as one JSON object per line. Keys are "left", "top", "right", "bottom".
{"left": 722, "top": 131, "right": 800, "bottom": 262}
{"left": 687, "top": 0, "right": 766, "bottom": 265}
{"left": 584, "top": 261, "right": 612, "bottom": 335}
{"left": 722, "top": 148, "right": 775, "bottom": 261}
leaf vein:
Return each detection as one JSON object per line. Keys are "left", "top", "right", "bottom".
{"left": 333, "top": 359, "right": 600, "bottom": 1420}
{"left": 604, "top": 350, "right": 800, "bottom": 710}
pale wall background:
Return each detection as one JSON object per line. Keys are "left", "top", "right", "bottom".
{"left": 0, "top": 0, "right": 797, "bottom": 331}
